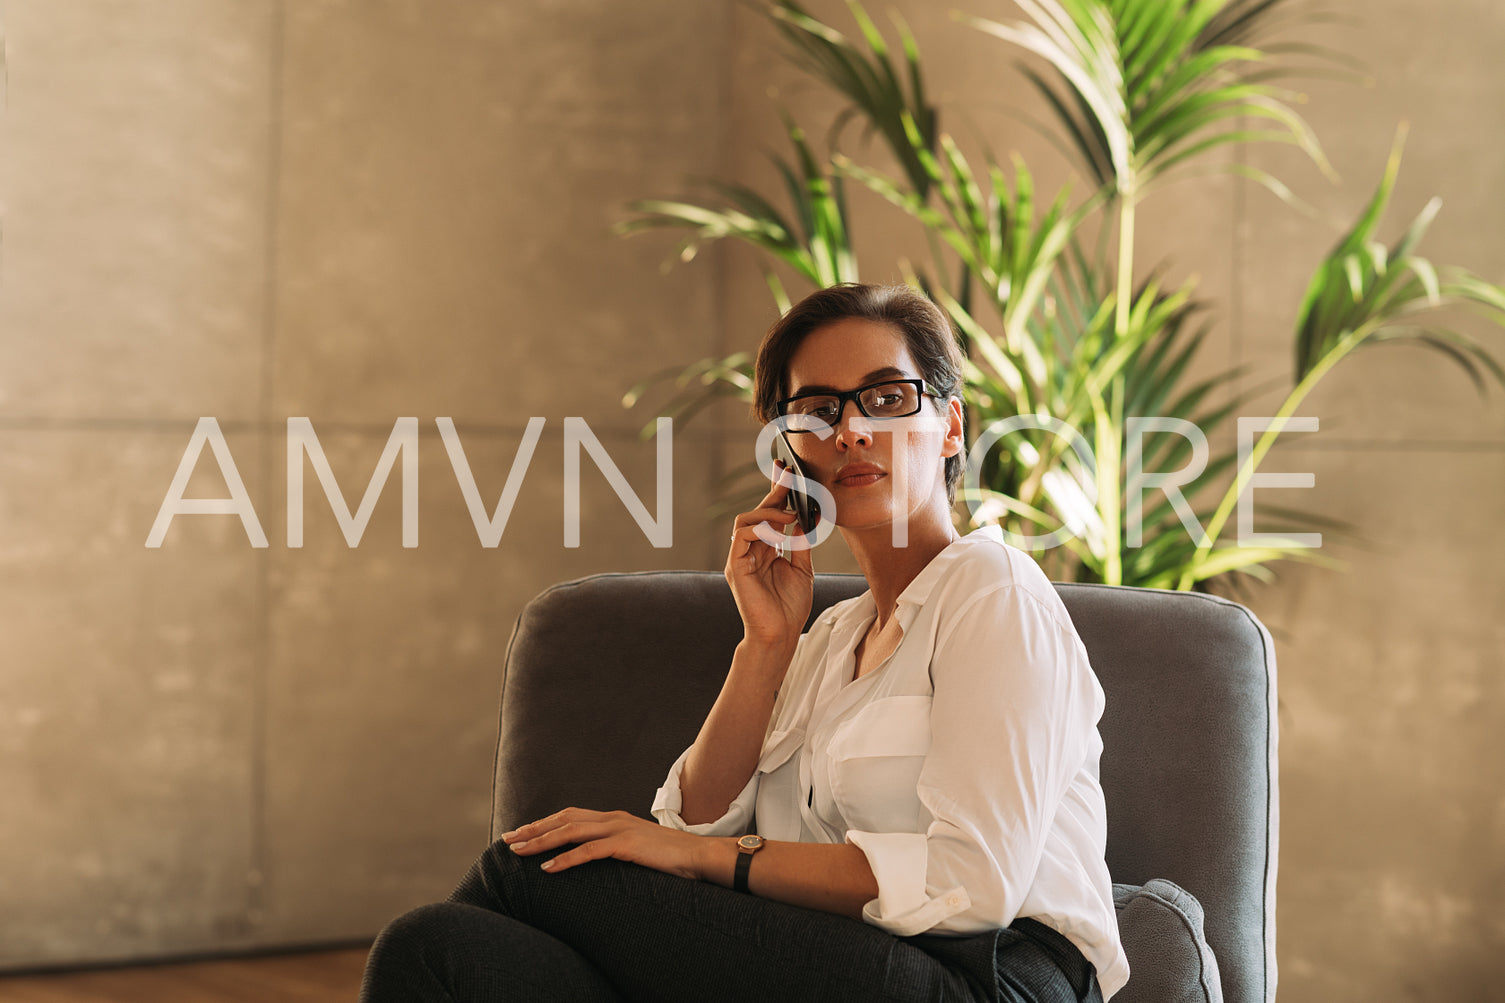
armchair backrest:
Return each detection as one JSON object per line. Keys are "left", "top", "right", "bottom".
{"left": 491, "top": 572, "right": 1277, "bottom": 1003}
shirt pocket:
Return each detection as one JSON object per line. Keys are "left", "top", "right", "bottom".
{"left": 828, "top": 695, "right": 933, "bottom": 834}
{"left": 758, "top": 727, "right": 805, "bottom": 774}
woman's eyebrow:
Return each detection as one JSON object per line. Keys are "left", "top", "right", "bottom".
{"left": 790, "top": 367, "right": 911, "bottom": 395}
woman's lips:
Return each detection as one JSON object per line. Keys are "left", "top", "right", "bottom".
{"left": 834, "top": 463, "right": 886, "bottom": 488}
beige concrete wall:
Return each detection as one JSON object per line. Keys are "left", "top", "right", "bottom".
{"left": 1234, "top": 0, "right": 1505, "bottom": 997}
{"left": 3, "top": 0, "right": 1502, "bottom": 995}
{"left": 0, "top": 0, "right": 731, "bottom": 969}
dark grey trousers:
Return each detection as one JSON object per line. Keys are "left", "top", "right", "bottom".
{"left": 360, "top": 840, "right": 1103, "bottom": 1002}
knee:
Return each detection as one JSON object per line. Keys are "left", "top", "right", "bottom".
{"left": 368, "top": 902, "right": 455, "bottom": 966}
{"left": 361, "top": 903, "right": 460, "bottom": 1002}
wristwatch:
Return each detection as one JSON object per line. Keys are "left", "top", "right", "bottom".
{"left": 733, "top": 834, "right": 765, "bottom": 894}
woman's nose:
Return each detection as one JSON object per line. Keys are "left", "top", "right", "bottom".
{"left": 832, "top": 405, "right": 874, "bottom": 449}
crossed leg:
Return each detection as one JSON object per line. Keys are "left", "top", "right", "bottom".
{"left": 362, "top": 839, "right": 1098, "bottom": 1003}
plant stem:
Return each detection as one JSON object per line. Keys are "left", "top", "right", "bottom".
{"left": 1115, "top": 187, "right": 1136, "bottom": 343}
{"left": 1174, "top": 326, "right": 1370, "bottom": 590}
{"left": 1101, "top": 186, "right": 1136, "bottom": 586}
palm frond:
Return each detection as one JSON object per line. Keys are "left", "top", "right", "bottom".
{"left": 769, "top": 0, "right": 939, "bottom": 198}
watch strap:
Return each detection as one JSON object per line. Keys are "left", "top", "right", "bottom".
{"left": 733, "top": 847, "right": 754, "bottom": 894}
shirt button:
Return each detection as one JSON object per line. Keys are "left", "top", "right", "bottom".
{"left": 946, "top": 894, "right": 962, "bottom": 908}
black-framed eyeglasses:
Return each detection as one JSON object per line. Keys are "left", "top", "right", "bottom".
{"left": 777, "top": 379, "right": 937, "bottom": 432}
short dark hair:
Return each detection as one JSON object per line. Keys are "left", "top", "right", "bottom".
{"left": 752, "top": 283, "right": 966, "bottom": 502}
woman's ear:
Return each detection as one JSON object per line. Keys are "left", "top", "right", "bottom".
{"left": 940, "top": 397, "right": 965, "bottom": 458}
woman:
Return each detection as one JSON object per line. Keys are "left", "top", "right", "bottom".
{"left": 362, "top": 283, "right": 1129, "bottom": 1001}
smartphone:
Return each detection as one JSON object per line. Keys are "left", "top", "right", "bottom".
{"left": 773, "top": 432, "right": 821, "bottom": 535}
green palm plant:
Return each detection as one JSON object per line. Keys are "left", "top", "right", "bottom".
{"left": 960, "top": 0, "right": 1333, "bottom": 585}
{"left": 1176, "top": 131, "right": 1505, "bottom": 589}
{"left": 616, "top": 0, "right": 1505, "bottom": 591}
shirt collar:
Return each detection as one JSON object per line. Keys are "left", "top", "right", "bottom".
{"left": 814, "top": 525, "right": 1003, "bottom": 625}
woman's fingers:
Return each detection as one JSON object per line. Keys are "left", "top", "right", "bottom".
{"left": 499, "top": 809, "right": 696, "bottom": 878}
{"left": 540, "top": 823, "right": 700, "bottom": 879}
{"left": 731, "top": 507, "right": 797, "bottom": 534}
{"left": 538, "top": 837, "right": 616, "bottom": 873}
{"left": 730, "top": 510, "right": 795, "bottom": 548}
{"left": 758, "top": 464, "right": 793, "bottom": 506}
{"left": 728, "top": 466, "right": 798, "bottom": 547}
{"left": 500, "top": 807, "right": 617, "bottom": 849}
{"left": 508, "top": 819, "right": 599, "bottom": 855}
{"left": 498, "top": 808, "right": 569, "bottom": 843}
{"left": 728, "top": 507, "right": 800, "bottom": 570}
{"left": 731, "top": 481, "right": 798, "bottom": 534}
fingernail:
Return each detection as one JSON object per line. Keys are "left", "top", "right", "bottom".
{"left": 510, "top": 839, "right": 529, "bottom": 851}
{"left": 540, "top": 859, "right": 555, "bottom": 871}
{"left": 500, "top": 830, "right": 518, "bottom": 842}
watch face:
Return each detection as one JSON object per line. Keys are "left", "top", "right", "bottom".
{"left": 738, "top": 834, "right": 763, "bottom": 851}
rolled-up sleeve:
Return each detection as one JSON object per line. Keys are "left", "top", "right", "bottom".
{"left": 651, "top": 744, "right": 759, "bottom": 836}
{"left": 846, "top": 830, "right": 971, "bottom": 934}
{"left": 849, "top": 582, "right": 1104, "bottom": 937}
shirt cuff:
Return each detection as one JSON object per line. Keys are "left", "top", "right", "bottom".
{"left": 651, "top": 749, "right": 758, "bottom": 836}
{"left": 846, "top": 830, "right": 971, "bottom": 936}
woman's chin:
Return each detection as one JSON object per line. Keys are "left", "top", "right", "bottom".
{"left": 832, "top": 500, "right": 952, "bottom": 542}
{"left": 830, "top": 508, "right": 902, "bottom": 537}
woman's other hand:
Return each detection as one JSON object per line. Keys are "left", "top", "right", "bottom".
{"left": 725, "top": 469, "right": 814, "bottom": 650}
{"left": 502, "top": 808, "right": 712, "bottom": 881}
{"left": 502, "top": 808, "right": 879, "bottom": 919}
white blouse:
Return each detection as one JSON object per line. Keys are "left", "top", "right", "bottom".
{"left": 652, "top": 527, "right": 1129, "bottom": 998}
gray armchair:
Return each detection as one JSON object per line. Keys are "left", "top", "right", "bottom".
{"left": 491, "top": 572, "right": 1277, "bottom": 1003}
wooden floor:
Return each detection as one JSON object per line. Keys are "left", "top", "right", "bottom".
{"left": 0, "top": 947, "right": 371, "bottom": 1002}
